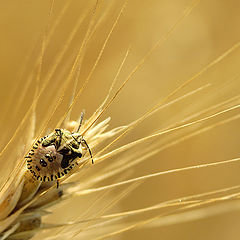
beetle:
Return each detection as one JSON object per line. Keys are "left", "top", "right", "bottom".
{"left": 26, "top": 114, "right": 93, "bottom": 187}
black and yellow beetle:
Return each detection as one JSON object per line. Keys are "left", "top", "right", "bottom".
{"left": 26, "top": 121, "right": 93, "bottom": 187}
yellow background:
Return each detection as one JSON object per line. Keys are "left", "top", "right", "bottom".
{"left": 0, "top": 0, "right": 240, "bottom": 239}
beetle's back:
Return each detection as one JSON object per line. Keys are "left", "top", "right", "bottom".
{"left": 26, "top": 138, "right": 75, "bottom": 181}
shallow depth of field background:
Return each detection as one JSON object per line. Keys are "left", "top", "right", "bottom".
{"left": 0, "top": 0, "right": 240, "bottom": 239}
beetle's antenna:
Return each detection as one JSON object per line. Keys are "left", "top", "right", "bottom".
{"left": 77, "top": 110, "right": 85, "bottom": 132}
{"left": 82, "top": 139, "right": 94, "bottom": 164}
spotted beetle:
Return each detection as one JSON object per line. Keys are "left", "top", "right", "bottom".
{"left": 26, "top": 115, "right": 93, "bottom": 187}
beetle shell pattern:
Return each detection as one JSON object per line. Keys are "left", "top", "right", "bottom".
{"left": 26, "top": 138, "right": 76, "bottom": 182}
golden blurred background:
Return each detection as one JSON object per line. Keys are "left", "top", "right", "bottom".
{"left": 1, "top": 0, "right": 240, "bottom": 239}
